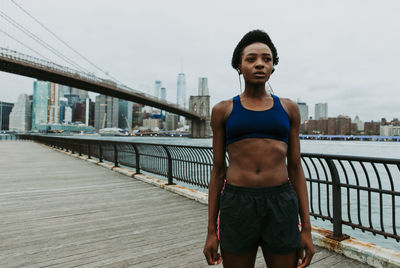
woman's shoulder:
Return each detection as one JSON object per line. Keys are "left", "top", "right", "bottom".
{"left": 276, "top": 96, "right": 296, "bottom": 106}
{"left": 212, "top": 97, "right": 234, "bottom": 112}
{"left": 212, "top": 97, "right": 235, "bottom": 122}
{"left": 275, "top": 96, "right": 299, "bottom": 117}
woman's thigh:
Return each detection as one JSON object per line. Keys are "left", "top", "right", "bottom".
{"left": 221, "top": 247, "right": 258, "bottom": 268}
{"left": 262, "top": 247, "right": 297, "bottom": 268}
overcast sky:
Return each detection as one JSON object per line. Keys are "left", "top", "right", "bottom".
{"left": 1, "top": 0, "right": 399, "bottom": 121}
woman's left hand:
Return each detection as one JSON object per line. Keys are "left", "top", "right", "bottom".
{"left": 297, "top": 229, "right": 315, "bottom": 267}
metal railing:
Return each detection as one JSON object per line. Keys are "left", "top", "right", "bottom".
{"left": 0, "top": 134, "right": 17, "bottom": 140}
{"left": 14, "top": 134, "right": 400, "bottom": 243}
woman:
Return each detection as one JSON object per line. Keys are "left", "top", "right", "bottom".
{"left": 203, "top": 30, "right": 314, "bottom": 268}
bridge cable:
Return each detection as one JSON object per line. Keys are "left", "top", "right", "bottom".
{"left": 0, "top": 28, "right": 51, "bottom": 61}
{"left": 0, "top": 10, "right": 91, "bottom": 73}
{"left": 10, "top": 0, "right": 124, "bottom": 84}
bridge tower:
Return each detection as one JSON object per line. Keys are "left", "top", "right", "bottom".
{"left": 188, "top": 95, "right": 211, "bottom": 138}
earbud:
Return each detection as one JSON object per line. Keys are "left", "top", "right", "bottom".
{"left": 237, "top": 68, "right": 241, "bottom": 74}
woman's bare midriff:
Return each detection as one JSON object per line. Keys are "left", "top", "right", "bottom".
{"left": 226, "top": 138, "right": 289, "bottom": 187}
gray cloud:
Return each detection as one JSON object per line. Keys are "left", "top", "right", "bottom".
{"left": 0, "top": 0, "right": 399, "bottom": 121}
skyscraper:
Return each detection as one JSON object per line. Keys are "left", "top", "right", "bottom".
{"left": 48, "top": 83, "right": 60, "bottom": 125}
{"left": 60, "top": 85, "right": 88, "bottom": 100}
{"left": 118, "top": 100, "right": 133, "bottom": 129}
{"left": 160, "top": 87, "right": 166, "bottom": 101}
{"left": 177, "top": 73, "right": 186, "bottom": 107}
{"left": 0, "top": 101, "right": 14, "bottom": 131}
{"left": 198, "top": 77, "right": 209, "bottom": 96}
{"left": 94, "top": 95, "right": 119, "bottom": 130}
{"left": 154, "top": 81, "right": 162, "bottom": 99}
{"left": 297, "top": 102, "right": 309, "bottom": 123}
{"left": 32, "top": 80, "right": 50, "bottom": 130}
{"left": 315, "top": 103, "right": 328, "bottom": 120}
{"left": 9, "top": 94, "right": 31, "bottom": 132}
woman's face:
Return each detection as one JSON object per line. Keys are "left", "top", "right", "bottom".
{"left": 239, "top": 42, "right": 274, "bottom": 84}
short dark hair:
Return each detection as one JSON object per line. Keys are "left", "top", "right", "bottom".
{"left": 231, "top": 29, "right": 279, "bottom": 70}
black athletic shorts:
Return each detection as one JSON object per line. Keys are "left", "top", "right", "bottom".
{"left": 218, "top": 181, "right": 301, "bottom": 255}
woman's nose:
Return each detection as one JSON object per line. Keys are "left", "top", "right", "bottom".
{"left": 255, "top": 58, "right": 265, "bottom": 68}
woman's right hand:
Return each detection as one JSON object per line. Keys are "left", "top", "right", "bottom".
{"left": 203, "top": 232, "right": 222, "bottom": 265}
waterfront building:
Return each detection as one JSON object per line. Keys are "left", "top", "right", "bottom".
{"left": 72, "top": 88, "right": 89, "bottom": 100}
{"left": 60, "top": 86, "right": 88, "bottom": 100}
{"left": 160, "top": 87, "right": 166, "bottom": 101}
{"left": 315, "top": 103, "right": 328, "bottom": 120}
{"left": 64, "top": 94, "right": 80, "bottom": 107}
{"left": 177, "top": 73, "right": 186, "bottom": 107}
{"left": 88, "top": 100, "right": 95, "bottom": 126}
{"left": 60, "top": 85, "right": 71, "bottom": 97}
{"left": 143, "top": 118, "right": 161, "bottom": 131}
{"left": 305, "top": 116, "right": 351, "bottom": 135}
{"left": 94, "top": 95, "right": 119, "bottom": 130}
{"left": 380, "top": 125, "right": 400, "bottom": 136}
{"left": 32, "top": 80, "right": 50, "bottom": 130}
{"left": 9, "top": 94, "right": 32, "bottom": 132}
{"left": 132, "top": 103, "right": 144, "bottom": 128}
{"left": 165, "top": 113, "right": 179, "bottom": 131}
{"left": 48, "top": 83, "right": 60, "bottom": 125}
{"left": 73, "top": 102, "right": 86, "bottom": 124}
{"left": 49, "top": 124, "right": 94, "bottom": 133}
{"left": 0, "top": 101, "right": 14, "bottom": 131}
{"left": 118, "top": 100, "right": 133, "bottom": 129}
{"left": 154, "top": 81, "right": 162, "bottom": 99}
{"left": 353, "top": 115, "right": 364, "bottom": 131}
{"left": 297, "top": 102, "right": 309, "bottom": 124}
{"left": 364, "top": 121, "right": 380, "bottom": 135}
{"left": 72, "top": 98, "right": 94, "bottom": 125}
{"left": 336, "top": 115, "right": 352, "bottom": 135}
{"left": 105, "top": 96, "right": 119, "bottom": 129}
{"left": 198, "top": 77, "right": 209, "bottom": 96}
{"left": 306, "top": 119, "right": 326, "bottom": 134}
{"left": 59, "top": 97, "right": 68, "bottom": 123}
{"left": 64, "top": 106, "right": 72, "bottom": 124}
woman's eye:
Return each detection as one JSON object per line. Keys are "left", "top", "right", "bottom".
{"left": 247, "top": 58, "right": 255, "bottom": 62}
{"left": 264, "top": 58, "right": 272, "bottom": 62}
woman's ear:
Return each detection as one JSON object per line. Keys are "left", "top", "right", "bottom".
{"left": 237, "top": 64, "right": 241, "bottom": 74}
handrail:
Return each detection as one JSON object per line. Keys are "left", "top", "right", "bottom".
{"left": 11, "top": 134, "right": 400, "bottom": 243}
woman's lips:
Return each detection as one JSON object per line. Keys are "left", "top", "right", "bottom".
{"left": 254, "top": 72, "right": 266, "bottom": 77}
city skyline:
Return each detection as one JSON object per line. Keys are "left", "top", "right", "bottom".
{"left": 0, "top": 0, "right": 399, "bottom": 121}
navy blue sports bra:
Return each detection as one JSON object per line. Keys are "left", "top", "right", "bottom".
{"left": 225, "top": 94, "right": 290, "bottom": 146}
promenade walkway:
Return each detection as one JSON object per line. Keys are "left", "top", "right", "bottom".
{"left": 0, "top": 141, "right": 371, "bottom": 267}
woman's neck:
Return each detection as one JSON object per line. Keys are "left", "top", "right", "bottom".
{"left": 242, "top": 82, "right": 269, "bottom": 99}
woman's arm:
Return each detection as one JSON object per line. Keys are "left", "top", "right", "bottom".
{"left": 284, "top": 99, "right": 315, "bottom": 268}
{"left": 203, "top": 101, "right": 228, "bottom": 266}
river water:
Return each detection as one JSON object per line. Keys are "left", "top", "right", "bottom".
{"left": 73, "top": 135, "right": 400, "bottom": 158}
{"left": 71, "top": 135, "right": 400, "bottom": 251}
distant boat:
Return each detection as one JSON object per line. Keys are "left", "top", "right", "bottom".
{"left": 99, "top": 128, "right": 126, "bottom": 136}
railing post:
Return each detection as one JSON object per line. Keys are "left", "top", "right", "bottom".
{"left": 163, "top": 145, "right": 174, "bottom": 185}
{"left": 87, "top": 143, "right": 91, "bottom": 159}
{"left": 113, "top": 143, "right": 118, "bottom": 167}
{"left": 326, "top": 158, "right": 347, "bottom": 240}
{"left": 99, "top": 143, "right": 103, "bottom": 162}
{"left": 132, "top": 144, "right": 140, "bottom": 174}
{"left": 78, "top": 143, "right": 82, "bottom": 156}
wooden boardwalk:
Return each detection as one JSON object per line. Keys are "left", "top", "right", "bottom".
{"left": 0, "top": 141, "right": 371, "bottom": 268}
